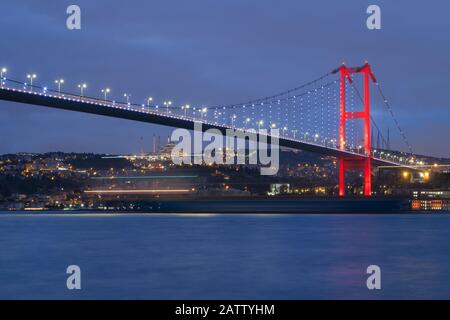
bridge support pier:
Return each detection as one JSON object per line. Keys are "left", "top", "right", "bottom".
{"left": 338, "top": 63, "right": 376, "bottom": 197}
{"left": 339, "top": 157, "right": 371, "bottom": 196}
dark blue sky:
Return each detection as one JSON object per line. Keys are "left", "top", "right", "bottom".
{"left": 0, "top": 1, "right": 449, "bottom": 157}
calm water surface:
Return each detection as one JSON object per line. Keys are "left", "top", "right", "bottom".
{"left": 0, "top": 212, "right": 449, "bottom": 299}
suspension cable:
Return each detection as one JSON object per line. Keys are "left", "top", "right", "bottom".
{"left": 349, "top": 78, "right": 413, "bottom": 155}
{"left": 374, "top": 81, "right": 414, "bottom": 154}
{"left": 208, "top": 70, "right": 336, "bottom": 110}
{"left": 348, "top": 81, "right": 388, "bottom": 148}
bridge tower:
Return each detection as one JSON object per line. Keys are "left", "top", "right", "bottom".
{"left": 338, "top": 63, "right": 376, "bottom": 197}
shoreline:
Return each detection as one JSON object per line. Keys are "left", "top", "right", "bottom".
{"left": 1, "top": 197, "right": 424, "bottom": 214}
{"left": 0, "top": 211, "right": 437, "bottom": 215}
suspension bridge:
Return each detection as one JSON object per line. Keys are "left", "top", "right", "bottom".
{"left": 0, "top": 62, "right": 419, "bottom": 196}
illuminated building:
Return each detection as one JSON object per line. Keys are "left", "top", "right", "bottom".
{"left": 411, "top": 190, "right": 450, "bottom": 212}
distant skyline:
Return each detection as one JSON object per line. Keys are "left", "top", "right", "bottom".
{"left": 1, "top": 1, "right": 449, "bottom": 157}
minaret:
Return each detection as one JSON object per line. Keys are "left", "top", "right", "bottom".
{"left": 140, "top": 136, "right": 144, "bottom": 155}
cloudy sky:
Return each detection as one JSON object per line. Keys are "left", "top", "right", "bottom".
{"left": 0, "top": 1, "right": 449, "bottom": 157}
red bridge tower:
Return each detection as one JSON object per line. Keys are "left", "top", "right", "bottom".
{"left": 338, "top": 63, "right": 376, "bottom": 197}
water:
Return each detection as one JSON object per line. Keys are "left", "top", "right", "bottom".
{"left": 0, "top": 212, "right": 449, "bottom": 299}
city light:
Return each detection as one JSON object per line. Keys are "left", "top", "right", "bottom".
{"left": 146, "top": 97, "right": 153, "bottom": 108}
{"left": 291, "top": 129, "right": 298, "bottom": 138}
{"left": 54, "top": 79, "right": 64, "bottom": 93}
{"left": 77, "top": 83, "right": 87, "bottom": 97}
{"left": 124, "top": 93, "right": 131, "bottom": 105}
{"left": 258, "top": 120, "right": 264, "bottom": 130}
{"left": 0, "top": 67, "right": 6, "bottom": 87}
{"left": 304, "top": 132, "right": 309, "bottom": 141}
{"left": 163, "top": 100, "right": 172, "bottom": 114}
{"left": 26, "top": 73, "right": 37, "bottom": 92}
{"left": 101, "top": 88, "right": 110, "bottom": 101}
{"left": 231, "top": 114, "right": 236, "bottom": 126}
{"left": 200, "top": 107, "right": 207, "bottom": 121}
{"left": 181, "top": 104, "right": 190, "bottom": 117}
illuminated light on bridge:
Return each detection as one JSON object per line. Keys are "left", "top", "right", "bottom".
{"left": 54, "top": 79, "right": 64, "bottom": 93}
{"left": 1, "top": 67, "right": 7, "bottom": 87}
{"left": 0, "top": 62, "right": 419, "bottom": 197}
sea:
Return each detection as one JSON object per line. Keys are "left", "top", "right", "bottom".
{"left": 0, "top": 212, "right": 449, "bottom": 299}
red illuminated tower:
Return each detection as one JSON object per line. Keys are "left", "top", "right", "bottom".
{"left": 338, "top": 63, "right": 376, "bottom": 197}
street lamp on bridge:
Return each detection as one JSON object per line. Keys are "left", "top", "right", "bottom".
{"left": 291, "top": 129, "right": 298, "bottom": 139}
{"left": 54, "top": 79, "right": 64, "bottom": 94}
{"left": 181, "top": 104, "right": 190, "bottom": 117}
{"left": 77, "top": 83, "right": 87, "bottom": 97}
{"left": 231, "top": 114, "right": 236, "bottom": 127}
{"left": 1, "top": 68, "right": 7, "bottom": 87}
{"left": 200, "top": 107, "right": 207, "bottom": 121}
{"left": 257, "top": 120, "right": 264, "bottom": 130}
{"left": 163, "top": 101, "right": 172, "bottom": 114}
{"left": 304, "top": 132, "right": 309, "bottom": 141}
{"left": 27, "top": 74, "right": 37, "bottom": 92}
{"left": 146, "top": 97, "right": 153, "bottom": 110}
{"left": 123, "top": 93, "right": 131, "bottom": 106}
{"left": 101, "top": 88, "right": 110, "bottom": 101}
